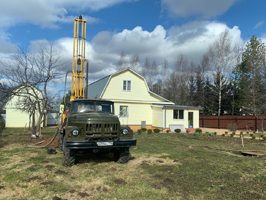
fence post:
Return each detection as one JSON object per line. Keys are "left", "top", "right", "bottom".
{"left": 255, "top": 116, "right": 258, "bottom": 131}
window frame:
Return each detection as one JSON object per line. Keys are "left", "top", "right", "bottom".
{"left": 123, "top": 80, "right": 131, "bottom": 91}
{"left": 173, "top": 109, "right": 184, "bottom": 120}
{"left": 119, "top": 105, "right": 129, "bottom": 118}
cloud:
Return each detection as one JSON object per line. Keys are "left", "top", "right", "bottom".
{"left": 161, "top": 0, "right": 239, "bottom": 18}
{"left": 254, "top": 21, "right": 264, "bottom": 29}
{"left": 0, "top": 20, "right": 243, "bottom": 87}
{"left": 0, "top": 0, "right": 136, "bottom": 29}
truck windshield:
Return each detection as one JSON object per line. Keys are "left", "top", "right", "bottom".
{"left": 71, "top": 101, "right": 114, "bottom": 114}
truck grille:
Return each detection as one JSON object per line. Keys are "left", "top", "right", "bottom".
{"left": 86, "top": 123, "right": 119, "bottom": 137}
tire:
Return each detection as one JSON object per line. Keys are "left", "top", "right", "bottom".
{"left": 114, "top": 147, "right": 130, "bottom": 164}
{"left": 62, "top": 148, "right": 76, "bottom": 167}
{"left": 58, "top": 133, "right": 63, "bottom": 151}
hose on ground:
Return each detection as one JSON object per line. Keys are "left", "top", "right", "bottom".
{"left": 26, "top": 127, "right": 59, "bottom": 148}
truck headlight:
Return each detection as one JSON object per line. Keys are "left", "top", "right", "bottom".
{"left": 72, "top": 129, "right": 79, "bottom": 136}
{"left": 122, "top": 129, "right": 129, "bottom": 135}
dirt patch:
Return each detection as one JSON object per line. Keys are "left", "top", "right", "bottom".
{"left": 156, "top": 160, "right": 164, "bottom": 163}
{"left": 69, "top": 189, "right": 76, "bottom": 193}
{"left": 45, "top": 165, "right": 55, "bottom": 169}
{"left": 40, "top": 181, "right": 54, "bottom": 186}
{"left": 113, "top": 179, "right": 127, "bottom": 185}
{"left": 37, "top": 137, "right": 58, "bottom": 148}
{"left": 28, "top": 176, "right": 42, "bottom": 182}
{"left": 106, "top": 167, "right": 117, "bottom": 172}
{"left": 55, "top": 170, "right": 68, "bottom": 175}
{"left": 78, "top": 192, "right": 90, "bottom": 198}
{"left": 0, "top": 186, "right": 4, "bottom": 189}
{"left": 53, "top": 196, "right": 67, "bottom": 200}
{"left": 140, "top": 161, "right": 150, "bottom": 166}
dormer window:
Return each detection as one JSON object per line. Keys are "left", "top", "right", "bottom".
{"left": 123, "top": 80, "right": 131, "bottom": 91}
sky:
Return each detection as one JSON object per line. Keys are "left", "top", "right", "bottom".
{"left": 0, "top": 0, "right": 266, "bottom": 91}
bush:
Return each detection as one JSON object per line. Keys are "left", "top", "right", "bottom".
{"left": 166, "top": 130, "right": 169, "bottom": 133}
{"left": 207, "top": 132, "right": 214, "bottom": 136}
{"left": 252, "top": 135, "right": 256, "bottom": 140}
{"left": 192, "top": 132, "right": 200, "bottom": 137}
{"left": 222, "top": 133, "right": 225, "bottom": 136}
{"left": 141, "top": 128, "right": 147, "bottom": 132}
{"left": 228, "top": 122, "right": 237, "bottom": 132}
{"left": 195, "top": 128, "right": 202, "bottom": 133}
{"left": 260, "top": 134, "right": 264, "bottom": 138}
{"left": 230, "top": 133, "right": 234, "bottom": 137}
{"left": 0, "top": 121, "right": 5, "bottom": 134}
{"left": 186, "top": 130, "right": 189, "bottom": 134}
{"left": 214, "top": 132, "right": 217, "bottom": 136}
{"left": 174, "top": 129, "right": 181, "bottom": 133}
{"left": 263, "top": 136, "right": 266, "bottom": 141}
{"left": 137, "top": 129, "right": 142, "bottom": 134}
{"left": 147, "top": 129, "right": 152, "bottom": 134}
{"left": 225, "top": 131, "right": 228, "bottom": 134}
{"left": 153, "top": 129, "right": 160, "bottom": 133}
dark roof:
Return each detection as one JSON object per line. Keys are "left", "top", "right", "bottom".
{"left": 88, "top": 75, "right": 111, "bottom": 99}
{"left": 152, "top": 104, "right": 202, "bottom": 110}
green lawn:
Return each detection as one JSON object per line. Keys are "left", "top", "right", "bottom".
{"left": 1, "top": 128, "right": 266, "bottom": 199}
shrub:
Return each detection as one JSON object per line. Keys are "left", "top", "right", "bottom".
{"left": 228, "top": 122, "right": 237, "bottom": 132}
{"left": 246, "top": 131, "right": 249, "bottom": 134}
{"left": 195, "top": 128, "right": 202, "bottom": 133}
{"left": 222, "top": 133, "right": 225, "bottom": 136}
{"left": 240, "top": 131, "right": 243, "bottom": 136}
{"left": 153, "top": 129, "right": 160, "bottom": 133}
{"left": 186, "top": 130, "right": 189, "bottom": 134}
{"left": 250, "top": 133, "right": 253, "bottom": 137}
{"left": 192, "top": 132, "right": 200, "bottom": 137}
{"left": 252, "top": 135, "right": 256, "bottom": 140}
{"left": 0, "top": 121, "right": 5, "bottom": 134}
{"left": 137, "top": 129, "right": 142, "bottom": 134}
{"left": 207, "top": 132, "right": 214, "bottom": 136}
{"left": 166, "top": 130, "right": 169, "bottom": 133}
{"left": 141, "top": 128, "right": 147, "bottom": 132}
{"left": 147, "top": 129, "right": 152, "bottom": 134}
{"left": 232, "top": 132, "right": 236, "bottom": 135}
{"left": 230, "top": 133, "right": 234, "bottom": 137}
{"left": 174, "top": 129, "right": 181, "bottom": 133}
{"left": 263, "top": 136, "right": 266, "bottom": 141}
{"left": 214, "top": 132, "right": 217, "bottom": 136}
{"left": 225, "top": 131, "right": 228, "bottom": 134}
{"left": 260, "top": 134, "right": 264, "bottom": 138}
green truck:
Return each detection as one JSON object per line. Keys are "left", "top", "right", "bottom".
{"left": 58, "top": 99, "right": 137, "bottom": 166}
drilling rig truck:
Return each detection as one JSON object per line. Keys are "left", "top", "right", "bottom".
{"left": 58, "top": 15, "right": 137, "bottom": 167}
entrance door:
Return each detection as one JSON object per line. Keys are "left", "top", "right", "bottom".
{"left": 188, "top": 112, "right": 193, "bottom": 128}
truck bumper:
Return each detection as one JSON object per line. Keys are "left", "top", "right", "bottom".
{"left": 65, "top": 138, "right": 137, "bottom": 149}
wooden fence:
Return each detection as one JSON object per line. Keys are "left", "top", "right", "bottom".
{"left": 200, "top": 116, "right": 266, "bottom": 131}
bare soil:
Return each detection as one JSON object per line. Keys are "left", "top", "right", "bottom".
{"left": 37, "top": 137, "right": 59, "bottom": 148}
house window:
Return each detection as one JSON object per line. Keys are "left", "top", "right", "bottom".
{"left": 120, "top": 106, "right": 128, "bottom": 117}
{"left": 173, "top": 110, "right": 184, "bottom": 119}
{"left": 123, "top": 80, "right": 131, "bottom": 91}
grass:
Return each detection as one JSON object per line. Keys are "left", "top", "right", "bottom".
{"left": 1, "top": 128, "right": 266, "bottom": 199}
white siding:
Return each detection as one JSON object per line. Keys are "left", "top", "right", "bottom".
{"left": 152, "top": 107, "right": 163, "bottom": 127}
{"left": 6, "top": 109, "right": 29, "bottom": 127}
{"left": 114, "top": 102, "right": 152, "bottom": 125}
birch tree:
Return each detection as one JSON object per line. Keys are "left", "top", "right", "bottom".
{"left": 206, "top": 29, "right": 237, "bottom": 116}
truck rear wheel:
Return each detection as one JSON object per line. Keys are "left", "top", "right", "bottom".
{"left": 114, "top": 147, "right": 129, "bottom": 164}
{"left": 58, "top": 133, "right": 63, "bottom": 151}
{"left": 62, "top": 148, "right": 76, "bottom": 167}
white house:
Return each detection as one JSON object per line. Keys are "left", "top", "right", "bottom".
{"left": 88, "top": 68, "right": 201, "bottom": 131}
{"left": 4, "top": 84, "right": 45, "bottom": 128}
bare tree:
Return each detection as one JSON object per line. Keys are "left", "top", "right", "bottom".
{"left": 0, "top": 42, "right": 64, "bottom": 135}
{"left": 130, "top": 54, "right": 139, "bottom": 72}
{"left": 140, "top": 57, "right": 150, "bottom": 83}
{"left": 117, "top": 51, "right": 126, "bottom": 71}
{"left": 205, "top": 29, "right": 237, "bottom": 116}
{"left": 160, "top": 59, "right": 169, "bottom": 96}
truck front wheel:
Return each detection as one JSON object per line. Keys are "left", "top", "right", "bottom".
{"left": 114, "top": 147, "right": 129, "bottom": 164}
{"left": 62, "top": 148, "right": 76, "bottom": 167}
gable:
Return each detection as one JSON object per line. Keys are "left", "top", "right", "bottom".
{"left": 101, "top": 69, "right": 172, "bottom": 104}
{"left": 5, "top": 85, "right": 43, "bottom": 109}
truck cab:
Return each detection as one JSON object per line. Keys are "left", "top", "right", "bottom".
{"left": 59, "top": 99, "right": 136, "bottom": 166}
